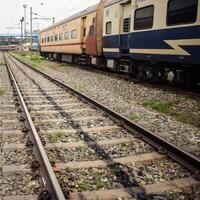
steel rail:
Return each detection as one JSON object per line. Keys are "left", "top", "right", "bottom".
{"left": 4, "top": 53, "right": 66, "bottom": 200}
{"left": 10, "top": 53, "right": 200, "bottom": 176}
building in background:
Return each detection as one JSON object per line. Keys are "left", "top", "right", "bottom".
{"left": 0, "top": 36, "right": 20, "bottom": 45}
{"left": 0, "top": 33, "right": 39, "bottom": 51}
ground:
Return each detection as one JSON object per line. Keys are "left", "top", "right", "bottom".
{"left": 12, "top": 52, "right": 200, "bottom": 157}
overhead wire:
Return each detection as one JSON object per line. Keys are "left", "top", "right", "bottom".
{"left": 53, "top": 0, "right": 99, "bottom": 19}
{"left": 36, "top": 0, "right": 99, "bottom": 31}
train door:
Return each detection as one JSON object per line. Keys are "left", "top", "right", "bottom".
{"left": 119, "top": 0, "right": 131, "bottom": 55}
{"left": 118, "top": 0, "right": 132, "bottom": 73}
{"left": 85, "top": 0, "right": 104, "bottom": 66}
{"left": 81, "top": 16, "right": 87, "bottom": 53}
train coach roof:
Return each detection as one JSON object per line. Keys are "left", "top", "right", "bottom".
{"left": 40, "top": 0, "right": 123, "bottom": 33}
{"left": 40, "top": 3, "right": 98, "bottom": 33}
{"left": 104, "top": 0, "right": 123, "bottom": 7}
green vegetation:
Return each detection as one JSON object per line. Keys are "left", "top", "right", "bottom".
{"left": 77, "top": 173, "right": 106, "bottom": 191}
{"left": 129, "top": 114, "right": 141, "bottom": 121}
{"left": 0, "top": 88, "right": 5, "bottom": 96}
{"left": 78, "top": 182, "right": 92, "bottom": 191}
{"left": 95, "top": 179, "right": 105, "bottom": 190}
{"left": 30, "top": 54, "right": 44, "bottom": 63}
{"left": 141, "top": 99, "right": 200, "bottom": 128}
{"left": 13, "top": 52, "right": 47, "bottom": 71}
{"left": 20, "top": 52, "right": 26, "bottom": 57}
{"left": 175, "top": 113, "right": 190, "bottom": 124}
{"left": 142, "top": 100, "right": 173, "bottom": 114}
{"left": 94, "top": 173, "right": 106, "bottom": 190}
{"left": 175, "top": 112, "right": 200, "bottom": 128}
{"left": 47, "top": 131, "right": 65, "bottom": 142}
{"left": 13, "top": 52, "right": 70, "bottom": 70}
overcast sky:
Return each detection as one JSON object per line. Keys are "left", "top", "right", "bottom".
{"left": 0, "top": 0, "right": 100, "bottom": 34}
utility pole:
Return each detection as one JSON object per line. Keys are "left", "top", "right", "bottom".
{"left": 30, "top": 7, "right": 33, "bottom": 57}
{"left": 23, "top": 4, "right": 27, "bottom": 40}
{"left": 20, "top": 17, "right": 24, "bottom": 52}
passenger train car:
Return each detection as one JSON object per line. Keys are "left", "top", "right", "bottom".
{"left": 0, "top": 45, "right": 16, "bottom": 51}
{"left": 39, "top": 0, "right": 200, "bottom": 86}
{"left": 39, "top": 3, "right": 103, "bottom": 64}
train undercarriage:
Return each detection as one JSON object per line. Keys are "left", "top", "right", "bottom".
{"left": 40, "top": 52, "right": 200, "bottom": 89}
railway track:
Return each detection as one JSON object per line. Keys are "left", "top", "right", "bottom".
{"left": 0, "top": 53, "right": 64, "bottom": 200}
{"left": 2, "top": 52, "right": 200, "bottom": 199}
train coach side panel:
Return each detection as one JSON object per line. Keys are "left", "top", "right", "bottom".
{"left": 102, "top": 2, "right": 122, "bottom": 58}
{"left": 129, "top": 25, "right": 200, "bottom": 66}
{"left": 129, "top": 0, "right": 200, "bottom": 66}
{"left": 85, "top": 1, "right": 104, "bottom": 56}
{"left": 102, "top": 0, "right": 200, "bottom": 66}
{"left": 40, "top": 17, "right": 83, "bottom": 55}
{"left": 39, "top": 6, "right": 98, "bottom": 56}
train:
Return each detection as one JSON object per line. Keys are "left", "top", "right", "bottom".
{"left": 0, "top": 45, "right": 16, "bottom": 51}
{"left": 39, "top": 0, "right": 200, "bottom": 87}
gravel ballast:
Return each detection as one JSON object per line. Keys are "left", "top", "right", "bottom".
{"left": 14, "top": 56, "right": 200, "bottom": 158}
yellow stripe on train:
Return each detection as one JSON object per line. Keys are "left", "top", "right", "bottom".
{"left": 130, "top": 39, "right": 200, "bottom": 56}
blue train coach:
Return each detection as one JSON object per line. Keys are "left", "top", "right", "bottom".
{"left": 103, "top": 0, "right": 200, "bottom": 86}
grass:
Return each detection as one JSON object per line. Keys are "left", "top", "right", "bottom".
{"left": 13, "top": 52, "right": 47, "bottom": 71}
{"left": 14, "top": 52, "right": 44, "bottom": 64}
{"left": 141, "top": 99, "right": 200, "bottom": 128}
{"left": 174, "top": 112, "right": 200, "bottom": 128}
{"left": 94, "top": 172, "right": 106, "bottom": 190}
{"left": 129, "top": 114, "right": 141, "bottom": 121}
{"left": 0, "top": 88, "right": 5, "bottom": 96}
{"left": 142, "top": 100, "right": 173, "bottom": 114}
{"left": 175, "top": 113, "right": 190, "bottom": 124}
{"left": 77, "top": 173, "right": 106, "bottom": 191}
{"left": 13, "top": 52, "right": 65, "bottom": 72}
{"left": 78, "top": 182, "right": 92, "bottom": 191}
{"left": 47, "top": 131, "right": 65, "bottom": 142}
{"left": 30, "top": 54, "right": 44, "bottom": 63}
{"left": 13, "top": 52, "right": 51, "bottom": 72}
{"left": 20, "top": 52, "right": 27, "bottom": 57}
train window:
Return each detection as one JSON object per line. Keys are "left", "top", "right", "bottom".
{"left": 89, "top": 25, "right": 95, "bottom": 36}
{"left": 106, "top": 21, "right": 112, "bottom": 35}
{"left": 134, "top": 6, "right": 154, "bottom": 30}
{"left": 71, "top": 30, "right": 77, "bottom": 39}
{"left": 64, "top": 32, "right": 69, "bottom": 40}
{"left": 83, "top": 28, "right": 86, "bottom": 37}
{"left": 123, "top": 18, "right": 131, "bottom": 33}
{"left": 167, "top": 0, "right": 198, "bottom": 26}
{"left": 59, "top": 33, "right": 63, "bottom": 40}
{"left": 54, "top": 34, "right": 58, "bottom": 41}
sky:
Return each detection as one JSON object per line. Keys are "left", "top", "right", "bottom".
{"left": 0, "top": 0, "right": 100, "bottom": 35}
